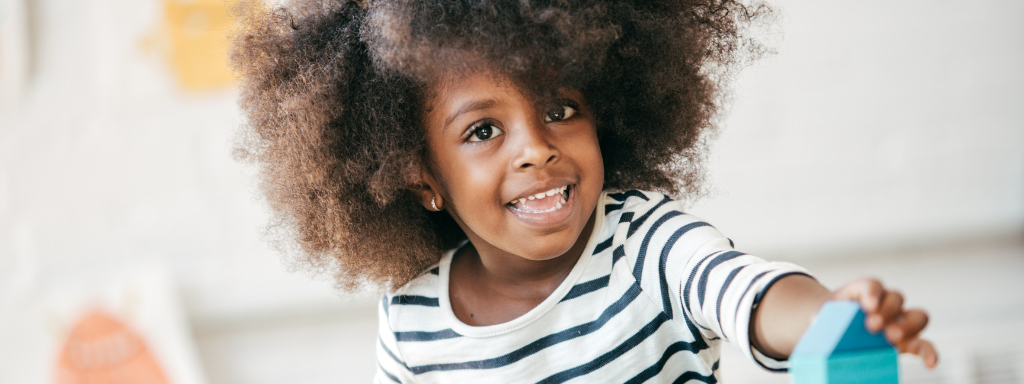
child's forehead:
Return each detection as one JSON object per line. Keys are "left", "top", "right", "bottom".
{"left": 430, "top": 71, "right": 521, "bottom": 103}
{"left": 423, "top": 71, "right": 581, "bottom": 119}
{"left": 422, "top": 71, "right": 529, "bottom": 123}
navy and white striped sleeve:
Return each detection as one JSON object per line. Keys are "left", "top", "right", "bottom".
{"left": 376, "top": 295, "right": 418, "bottom": 384}
{"left": 676, "top": 226, "right": 810, "bottom": 371}
{"left": 617, "top": 192, "right": 809, "bottom": 371}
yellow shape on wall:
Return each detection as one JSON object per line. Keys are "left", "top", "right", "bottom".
{"left": 162, "top": 0, "right": 236, "bottom": 90}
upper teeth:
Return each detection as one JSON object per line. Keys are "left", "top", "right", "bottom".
{"left": 517, "top": 185, "right": 566, "bottom": 204}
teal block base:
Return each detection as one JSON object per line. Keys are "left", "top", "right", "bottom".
{"left": 791, "top": 348, "right": 898, "bottom": 384}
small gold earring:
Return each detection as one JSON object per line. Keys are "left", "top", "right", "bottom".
{"left": 431, "top": 197, "right": 439, "bottom": 211}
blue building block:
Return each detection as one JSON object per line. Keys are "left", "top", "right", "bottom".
{"left": 790, "top": 301, "right": 899, "bottom": 384}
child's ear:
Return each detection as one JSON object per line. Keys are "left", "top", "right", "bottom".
{"left": 412, "top": 167, "right": 445, "bottom": 212}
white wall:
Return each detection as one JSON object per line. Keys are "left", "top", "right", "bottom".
{"left": 0, "top": 0, "right": 346, "bottom": 315}
{"left": 691, "top": 0, "right": 1024, "bottom": 259}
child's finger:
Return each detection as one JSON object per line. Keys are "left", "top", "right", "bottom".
{"left": 868, "top": 290, "right": 904, "bottom": 331}
{"left": 898, "top": 337, "right": 939, "bottom": 369}
{"left": 885, "top": 309, "right": 929, "bottom": 343}
{"left": 834, "top": 278, "right": 885, "bottom": 312}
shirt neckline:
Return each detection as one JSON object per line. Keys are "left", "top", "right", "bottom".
{"left": 437, "top": 192, "right": 608, "bottom": 338}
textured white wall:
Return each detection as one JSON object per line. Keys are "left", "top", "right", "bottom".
{"left": 690, "top": 0, "right": 1024, "bottom": 259}
{"left": 0, "top": 0, "right": 342, "bottom": 328}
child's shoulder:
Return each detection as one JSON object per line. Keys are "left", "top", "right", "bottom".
{"left": 602, "top": 189, "right": 728, "bottom": 255}
{"left": 384, "top": 262, "right": 444, "bottom": 299}
{"left": 603, "top": 189, "right": 687, "bottom": 218}
{"left": 379, "top": 260, "right": 445, "bottom": 328}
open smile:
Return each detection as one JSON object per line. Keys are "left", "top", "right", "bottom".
{"left": 505, "top": 184, "right": 576, "bottom": 226}
{"left": 507, "top": 185, "right": 569, "bottom": 213}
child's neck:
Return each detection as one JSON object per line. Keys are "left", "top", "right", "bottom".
{"left": 449, "top": 212, "right": 596, "bottom": 326}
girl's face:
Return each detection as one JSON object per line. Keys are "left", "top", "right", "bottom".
{"left": 421, "top": 73, "right": 604, "bottom": 261}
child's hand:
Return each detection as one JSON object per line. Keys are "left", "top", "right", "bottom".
{"left": 830, "top": 278, "right": 939, "bottom": 368}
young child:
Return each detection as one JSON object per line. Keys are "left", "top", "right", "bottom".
{"left": 230, "top": 0, "right": 938, "bottom": 382}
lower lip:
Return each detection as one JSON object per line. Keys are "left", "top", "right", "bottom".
{"left": 507, "top": 185, "right": 576, "bottom": 227}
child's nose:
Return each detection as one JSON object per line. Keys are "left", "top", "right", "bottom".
{"left": 511, "top": 122, "right": 560, "bottom": 171}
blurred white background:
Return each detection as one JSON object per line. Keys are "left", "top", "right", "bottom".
{"left": 0, "top": 0, "right": 1021, "bottom": 383}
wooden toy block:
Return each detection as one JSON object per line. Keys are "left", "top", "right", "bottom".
{"left": 791, "top": 348, "right": 898, "bottom": 384}
{"left": 790, "top": 301, "right": 899, "bottom": 384}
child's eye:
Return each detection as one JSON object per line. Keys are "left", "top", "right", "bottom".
{"left": 467, "top": 121, "right": 505, "bottom": 142}
{"left": 543, "top": 101, "right": 580, "bottom": 123}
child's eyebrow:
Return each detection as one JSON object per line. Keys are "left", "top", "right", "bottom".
{"left": 444, "top": 99, "right": 498, "bottom": 131}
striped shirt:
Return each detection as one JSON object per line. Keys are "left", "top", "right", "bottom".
{"left": 376, "top": 190, "right": 808, "bottom": 383}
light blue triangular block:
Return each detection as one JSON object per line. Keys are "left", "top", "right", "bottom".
{"left": 792, "top": 348, "right": 898, "bottom": 384}
{"left": 790, "top": 301, "right": 898, "bottom": 384}
{"left": 792, "top": 301, "right": 891, "bottom": 357}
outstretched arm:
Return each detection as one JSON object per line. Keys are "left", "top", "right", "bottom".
{"left": 750, "top": 274, "right": 939, "bottom": 368}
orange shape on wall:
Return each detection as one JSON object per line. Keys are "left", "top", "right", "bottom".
{"left": 54, "top": 310, "right": 169, "bottom": 384}
{"left": 163, "top": 0, "right": 236, "bottom": 90}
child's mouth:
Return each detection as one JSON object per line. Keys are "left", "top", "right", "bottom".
{"left": 507, "top": 185, "right": 570, "bottom": 213}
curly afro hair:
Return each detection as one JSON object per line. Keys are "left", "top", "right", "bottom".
{"left": 230, "top": 0, "right": 774, "bottom": 291}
